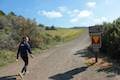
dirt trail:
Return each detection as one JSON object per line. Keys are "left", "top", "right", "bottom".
{"left": 0, "top": 29, "right": 119, "bottom": 80}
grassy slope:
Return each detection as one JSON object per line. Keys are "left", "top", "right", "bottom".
{"left": 46, "top": 28, "right": 85, "bottom": 42}
{"left": 0, "top": 28, "right": 86, "bottom": 67}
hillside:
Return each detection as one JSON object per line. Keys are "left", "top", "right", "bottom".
{"left": 0, "top": 10, "right": 85, "bottom": 67}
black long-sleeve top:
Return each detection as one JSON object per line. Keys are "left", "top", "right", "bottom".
{"left": 17, "top": 41, "right": 32, "bottom": 59}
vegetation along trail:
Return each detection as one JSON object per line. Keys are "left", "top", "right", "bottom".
{"left": 0, "top": 29, "right": 119, "bottom": 80}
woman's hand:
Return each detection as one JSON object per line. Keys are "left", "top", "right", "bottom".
{"left": 30, "top": 54, "right": 34, "bottom": 58}
{"left": 16, "top": 59, "right": 18, "bottom": 62}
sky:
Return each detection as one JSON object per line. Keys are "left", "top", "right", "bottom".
{"left": 0, "top": 0, "right": 120, "bottom": 27}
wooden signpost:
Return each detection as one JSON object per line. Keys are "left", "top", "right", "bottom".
{"left": 89, "top": 26, "right": 102, "bottom": 62}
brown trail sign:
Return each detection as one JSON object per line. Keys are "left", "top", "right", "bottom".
{"left": 92, "top": 35, "right": 100, "bottom": 44}
{"left": 89, "top": 26, "right": 102, "bottom": 63}
{"left": 90, "top": 33, "right": 101, "bottom": 48}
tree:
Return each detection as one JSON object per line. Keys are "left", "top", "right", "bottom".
{"left": 38, "top": 24, "right": 44, "bottom": 28}
{"left": 8, "top": 11, "right": 16, "bottom": 16}
{"left": 51, "top": 25, "right": 56, "bottom": 30}
{"left": 45, "top": 26, "right": 50, "bottom": 30}
{"left": 0, "top": 10, "right": 5, "bottom": 16}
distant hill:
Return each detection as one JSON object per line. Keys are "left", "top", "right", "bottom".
{"left": 71, "top": 26, "right": 88, "bottom": 29}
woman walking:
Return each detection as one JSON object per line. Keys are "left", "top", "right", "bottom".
{"left": 16, "top": 36, "right": 33, "bottom": 76}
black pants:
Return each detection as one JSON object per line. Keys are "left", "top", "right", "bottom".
{"left": 21, "top": 56, "right": 28, "bottom": 73}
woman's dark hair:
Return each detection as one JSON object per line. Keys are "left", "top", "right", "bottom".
{"left": 26, "top": 36, "right": 31, "bottom": 46}
{"left": 22, "top": 36, "right": 27, "bottom": 41}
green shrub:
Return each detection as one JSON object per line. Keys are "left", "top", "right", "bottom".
{"left": 54, "top": 35, "right": 62, "bottom": 42}
{"left": 91, "top": 18, "right": 120, "bottom": 60}
{"left": 0, "top": 50, "right": 15, "bottom": 66}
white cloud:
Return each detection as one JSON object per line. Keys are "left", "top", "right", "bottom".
{"left": 69, "top": 9, "right": 92, "bottom": 18}
{"left": 73, "top": 9, "right": 80, "bottom": 13}
{"left": 58, "top": 6, "right": 68, "bottom": 12}
{"left": 68, "top": 9, "right": 80, "bottom": 17}
{"left": 78, "top": 10, "right": 93, "bottom": 18}
{"left": 86, "top": 2, "right": 96, "bottom": 8}
{"left": 70, "top": 18, "right": 79, "bottom": 23}
{"left": 40, "top": 10, "right": 63, "bottom": 19}
{"left": 70, "top": 10, "right": 93, "bottom": 23}
{"left": 93, "top": 17, "right": 108, "bottom": 24}
{"left": 39, "top": 7, "right": 93, "bottom": 24}
{"left": 101, "top": 17, "right": 108, "bottom": 21}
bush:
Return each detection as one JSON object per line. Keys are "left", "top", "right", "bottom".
{"left": 91, "top": 18, "right": 120, "bottom": 60}
{"left": 54, "top": 35, "right": 62, "bottom": 42}
{"left": 0, "top": 50, "right": 15, "bottom": 66}
{"left": 0, "top": 11, "right": 46, "bottom": 50}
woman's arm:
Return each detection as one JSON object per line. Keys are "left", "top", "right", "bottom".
{"left": 26, "top": 42, "right": 34, "bottom": 58}
{"left": 16, "top": 45, "right": 20, "bottom": 59}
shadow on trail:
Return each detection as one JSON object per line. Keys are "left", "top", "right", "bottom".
{"left": 96, "top": 65, "right": 120, "bottom": 75}
{"left": 0, "top": 75, "right": 16, "bottom": 80}
{"left": 49, "top": 66, "right": 88, "bottom": 80}
{"left": 74, "top": 48, "right": 94, "bottom": 58}
{"left": 75, "top": 48, "right": 120, "bottom": 77}
{"left": 95, "top": 53, "right": 120, "bottom": 76}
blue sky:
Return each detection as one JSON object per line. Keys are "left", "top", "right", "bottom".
{"left": 0, "top": 0, "right": 120, "bottom": 27}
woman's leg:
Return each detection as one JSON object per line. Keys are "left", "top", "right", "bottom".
{"left": 21, "top": 56, "right": 28, "bottom": 73}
